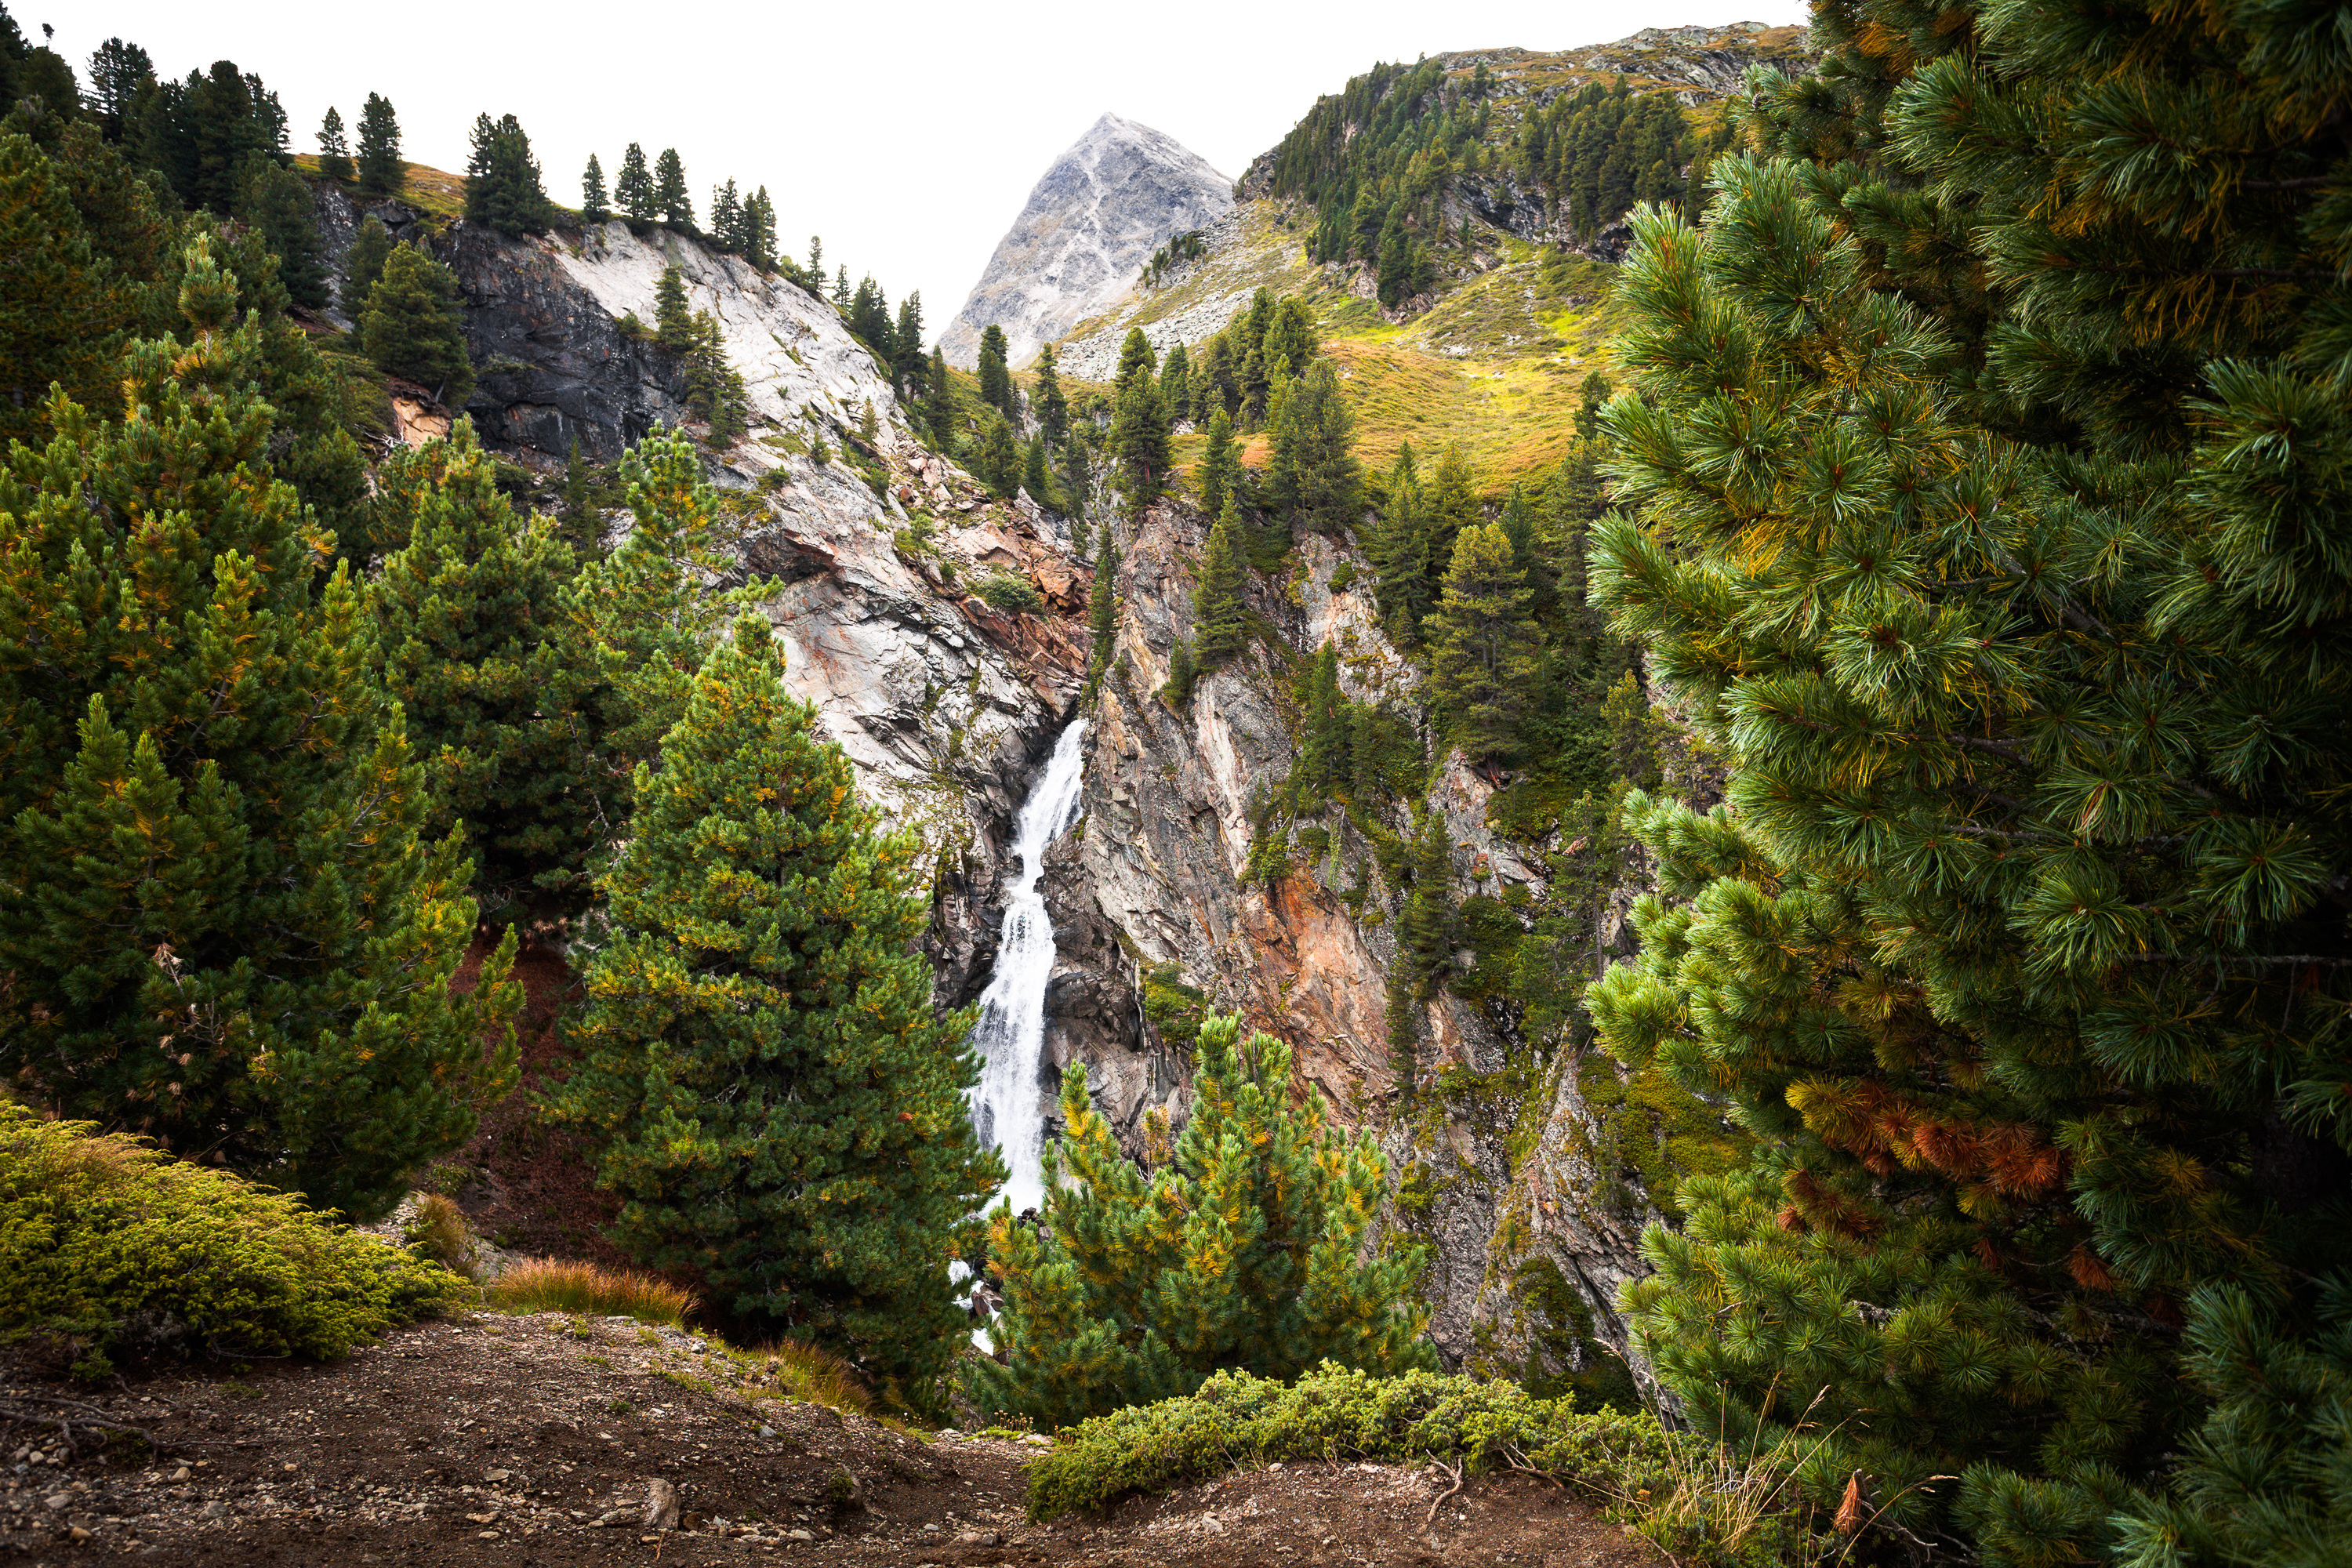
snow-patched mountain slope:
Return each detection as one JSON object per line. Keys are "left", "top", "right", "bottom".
{"left": 940, "top": 114, "right": 1232, "bottom": 369}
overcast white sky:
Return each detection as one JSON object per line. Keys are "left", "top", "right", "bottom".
{"left": 41, "top": 1, "right": 1805, "bottom": 342}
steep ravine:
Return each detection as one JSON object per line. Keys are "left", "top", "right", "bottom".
{"left": 386, "top": 200, "right": 1655, "bottom": 1393}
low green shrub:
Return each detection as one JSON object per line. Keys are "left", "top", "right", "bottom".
{"left": 1029, "top": 1362, "right": 1822, "bottom": 1564}
{"left": 0, "top": 1105, "right": 463, "bottom": 1377}
{"left": 971, "top": 571, "right": 1044, "bottom": 615}
{"left": 1027, "top": 1362, "right": 1670, "bottom": 1518}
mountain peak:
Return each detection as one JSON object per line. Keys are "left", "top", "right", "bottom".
{"left": 941, "top": 117, "right": 1232, "bottom": 369}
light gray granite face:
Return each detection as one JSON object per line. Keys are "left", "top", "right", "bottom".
{"left": 941, "top": 113, "right": 1232, "bottom": 370}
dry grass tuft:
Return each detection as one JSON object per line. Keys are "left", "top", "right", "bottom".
{"left": 742, "top": 1338, "right": 874, "bottom": 1417}
{"left": 401, "top": 1193, "right": 478, "bottom": 1278}
{"left": 486, "top": 1256, "right": 696, "bottom": 1328}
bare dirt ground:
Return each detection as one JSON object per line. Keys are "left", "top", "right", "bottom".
{"left": 2, "top": 1313, "right": 1661, "bottom": 1568}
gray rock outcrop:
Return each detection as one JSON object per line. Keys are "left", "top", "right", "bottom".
{"left": 941, "top": 114, "right": 1233, "bottom": 370}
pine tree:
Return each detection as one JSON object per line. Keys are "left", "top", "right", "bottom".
{"left": 579, "top": 152, "right": 608, "bottom": 224}
{"left": 1191, "top": 503, "right": 1250, "bottom": 671}
{"left": 614, "top": 143, "right": 654, "bottom": 227}
{"left": 653, "top": 263, "right": 692, "bottom": 350}
{"left": 463, "top": 112, "right": 553, "bottom": 237}
{"left": 975, "top": 323, "right": 1014, "bottom": 420}
{"left": 339, "top": 212, "right": 393, "bottom": 316}
{"left": 1196, "top": 407, "right": 1238, "bottom": 522}
{"left": 805, "top": 234, "right": 822, "bottom": 275}
{"left": 562, "top": 436, "right": 596, "bottom": 553}
{"left": 1085, "top": 535, "right": 1119, "bottom": 686}
{"left": 1160, "top": 636, "right": 1197, "bottom": 707}
{"left": 1268, "top": 359, "right": 1360, "bottom": 535}
{"left": 709, "top": 179, "right": 741, "bottom": 252}
{"left": 1424, "top": 444, "right": 1479, "bottom": 575}
{"left": 552, "top": 617, "right": 1000, "bottom": 1388}
{"left": 1581, "top": 0, "right": 2352, "bottom": 1556}
{"left": 1113, "top": 326, "right": 1156, "bottom": 395}
{"left": 977, "top": 413, "right": 1020, "bottom": 499}
{"left": 85, "top": 38, "right": 154, "bottom": 143}
{"left": 1427, "top": 523, "right": 1538, "bottom": 765}
{"left": 1159, "top": 340, "right": 1191, "bottom": 423}
{"left": 1297, "top": 643, "right": 1345, "bottom": 793}
{"left": 353, "top": 92, "right": 401, "bottom": 198}
{"left": 890, "top": 292, "right": 924, "bottom": 392}
{"left": 1398, "top": 813, "right": 1454, "bottom": 998}
{"left": 361, "top": 241, "right": 474, "bottom": 406}
{"left": 0, "top": 239, "right": 518, "bottom": 1221}
{"left": 651, "top": 147, "right": 691, "bottom": 230}
{"left": 924, "top": 346, "right": 955, "bottom": 445}
{"left": 831, "top": 265, "right": 848, "bottom": 308}
{"left": 1033, "top": 341, "right": 1069, "bottom": 450}
{"left": 1109, "top": 372, "right": 1170, "bottom": 517}
{"left": 1370, "top": 447, "right": 1434, "bottom": 641}
{"left": 1022, "top": 432, "right": 1051, "bottom": 509}
{"left": 234, "top": 155, "right": 325, "bottom": 311}
{"left": 368, "top": 423, "right": 603, "bottom": 921}
{"left": 743, "top": 187, "right": 777, "bottom": 270}
{"left": 970, "top": 1013, "right": 1431, "bottom": 1426}
{"left": 0, "top": 130, "right": 120, "bottom": 446}
{"left": 316, "top": 106, "right": 350, "bottom": 183}
{"left": 557, "top": 433, "right": 771, "bottom": 782}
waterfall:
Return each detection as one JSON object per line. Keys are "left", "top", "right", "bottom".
{"left": 967, "top": 720, "right": 1089, "bottom": 1217}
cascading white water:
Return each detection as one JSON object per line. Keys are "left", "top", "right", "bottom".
{"left": 967, "top": 720, "right": 1089, "bottom": 1217}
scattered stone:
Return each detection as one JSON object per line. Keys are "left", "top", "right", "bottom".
{"left": 44, "top": 1490, "right": 71, "bottom": 1511}
{"left": 641, "top": 1476, "right": 681, "bottom": 1531}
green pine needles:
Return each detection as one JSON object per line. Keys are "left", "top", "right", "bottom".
{"left": 551, "top": 618, "right": 1002, "bottom": 1392}
{"left": 0, "top": 240, "right": 517, "bottom": 1221}
{"left": 970, "top": 1013, "right": 1432, "bottom": 1428}
{"left": 1580, "top": 0, "right": 2352, "bottom": 1558}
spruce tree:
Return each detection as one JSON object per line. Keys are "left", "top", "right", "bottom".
{"left": 339, "top": 212, "right": 393, "bottom": 316}
{"left": 971, "top": 1013, "right": 1431, "bottom": 1426}
{"left": 1398, "top": 813, "right": 1454, "bottom": 999}
{"left": 1197, "top": 407, "right": 1238, "bottom": 522}
{"left": 651, "top": 147, "right": 691, "bottom": 230}
{"left": 614, "top": 142, "right": 654, "bottom": 227}
{"left": 579, "top": 152, "right": 608, "bottom": 223}
{"left": 353, "top": 91, "right": 401, "bottom": 198}
{"left": 316, "top": 106, "right": 350, "bottom": 183}
{"left": 975, "top": 323, "right": 1014, "bottom": 419}
{"left": 368, "top": 423, "right": 604, "bottom": 922}
{"left": 1160, "top": 636, "right": 1196, "bottom": 707}
{"left": 552, "top": 617, "right": 1000, "bottom": 1388}
{"left": 361, "top": 241, "right": 474, "bottom": 406}
{"left": 890, "top": 292, "right": 925, "bottom": 394}
{"left": 1191, "top": 502, "right": 1250, "bottom": 671}
{"left": 0, "top": 240, "right": 517, "bottom": 1221}
{"left": 1581, "top": 0, "right": 2352, "bottom": 1556}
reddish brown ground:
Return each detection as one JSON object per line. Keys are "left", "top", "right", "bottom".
{"left": 2, "top": 1314, "right": 1661, "bottom": 1568}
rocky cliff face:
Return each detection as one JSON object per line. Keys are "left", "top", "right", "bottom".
{"left": 341, "top": 187, "right": 1657, "bottom": 1392}
{"left": 941, "top": 114, "right": 1233, "bottom": 371}
{"left": 1033, "top": 499, "right": 1662, "bottom": 1385}
{"left": 318, "top": 194, "right": 1098, "bottom": 1006}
